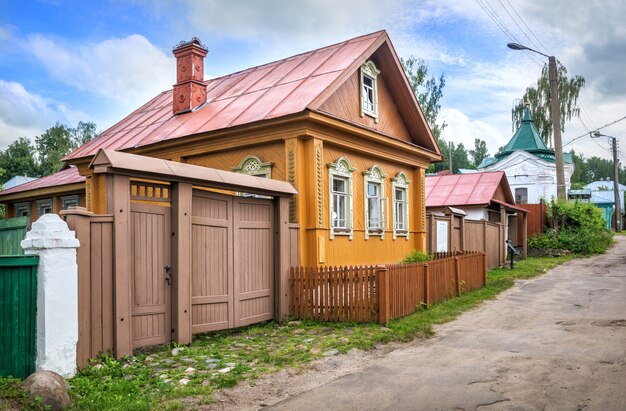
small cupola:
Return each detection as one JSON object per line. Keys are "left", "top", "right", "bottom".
{"left": 172, "top": 37, "right": 208, "bottom": 115}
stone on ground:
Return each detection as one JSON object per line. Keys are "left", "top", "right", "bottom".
{"left": 23, "top": 370, "right": 71, "bottom": 411}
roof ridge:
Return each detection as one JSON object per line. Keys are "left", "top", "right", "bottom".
{"left": 203, "top": 31, "right": 385, "bottom": 84}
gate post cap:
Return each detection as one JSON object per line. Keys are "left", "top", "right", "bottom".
{"left": 21, "top": 214, "right": 80, "bottom": 250}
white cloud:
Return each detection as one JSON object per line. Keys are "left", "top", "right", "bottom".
{"left": 25, "top": 34, "right": 173, "bottom": 110}
{"left": 440, "top": 108, "right": 509, "bottom": 156}
{"left": 0, "top": 80, "right": 89, "bottom": 148}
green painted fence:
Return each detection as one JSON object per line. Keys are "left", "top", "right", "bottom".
{"left": 0, "top": 217, "right": 28, "bottom": 255}
{"left": 0, "top": 255, "right": 38, "bottom": 379}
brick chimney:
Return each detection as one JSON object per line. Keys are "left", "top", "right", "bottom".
{"left": 172, "top": 37, "right": 208, "bottom": 115}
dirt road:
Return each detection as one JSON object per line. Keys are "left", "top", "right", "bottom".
{"left": 213, "top": 238, "right": 626, "bottom": 410}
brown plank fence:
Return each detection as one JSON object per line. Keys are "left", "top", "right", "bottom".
{"left": 63, "top": 210, "right": 115, "bottom": 368}
{"left": 289, "top": 252, "right": 486, "bottom": 324}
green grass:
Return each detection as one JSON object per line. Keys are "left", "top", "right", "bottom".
{"left": 0, "top": 376, "right": 43, "bottom": 410}
{"left": 614, "top": 231, "right": 626, "bottom": 236}
{"left": 0, "top": 255, "right": 577, "bottom": 410}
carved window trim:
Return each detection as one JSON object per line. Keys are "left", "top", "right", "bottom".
{"left": 360, "top": 60, "right": 381, "bottom": 122}
{"left": 328, "top": 157, "right": 355, "bottom": 240}
{"left": 61, "top": 194, "right": 81, "bottom": 210}
{"left": 233, "top": 155, "right": 273, "bottom": 178}
{"left": 233, "top": 155, "right": 274, "bottom": 198}
{"left": 392, "top": 172, "right": 411, "bottom": 240}
{"left": 363, "top": 165, "right": 386, "bottom": 239}
{"left": 15, "top": 201, "right": 31, "bottom": 220}
{"left": 36, "top": 198, "right": 53, "bottom": 216}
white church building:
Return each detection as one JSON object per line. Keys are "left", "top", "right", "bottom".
{"left": 478, "top": 106, "right": 574, "bottom": 204}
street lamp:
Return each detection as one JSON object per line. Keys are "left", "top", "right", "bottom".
{"left": 592, "top": 131, "right": 622, "bottom": 232}
{"left": 507, "top": 42, "right": 566, "bottom": 201}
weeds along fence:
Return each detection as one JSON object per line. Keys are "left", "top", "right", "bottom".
{"left": 289, "top": 252, "right": 486, "bottom": 324}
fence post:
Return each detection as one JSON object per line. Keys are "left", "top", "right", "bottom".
{"left": 376, "top": 265, "right": 390, "bottom": 324}
{"left": 424, "top": 264, "right": 430, "bottom": 308}
{"left": 483, "top": 252, "right": 488, "bottom": 286}
{"left": 454, "top": 256, "right": 461, "bottom": 296}
{"left": 21, "top": 214, "right": 80, "bottom": 377}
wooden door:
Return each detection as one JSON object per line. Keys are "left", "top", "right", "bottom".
{"left": 234, "top": 197, "right": 274, "bottom": 326}
{"left": 190, "top": 191, "right": 274, "bottom": 332}
{"left": 130, "top": 203, "right": 172, "bottom": 348}
{"left": 190, "top": 192, "right": 234, "bottom": 333}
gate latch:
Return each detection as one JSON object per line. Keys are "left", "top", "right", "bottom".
{"left": 164, "top": 265, "right": 173, "bottom": 286}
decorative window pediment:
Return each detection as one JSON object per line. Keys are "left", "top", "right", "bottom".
{"left": 328, "top": 157, "right": 355, "bottom": 240}
{"left": 360, "top": 60, "right": 381, "bottom": 121}
{"left": 233, "top": 155, "right": 273, "bottom": 178}
{"left": 363, "top": 165, "right": 386, "bottom": 239}
{"left": 392, "top": 172, "right": 411, "bottom": 239}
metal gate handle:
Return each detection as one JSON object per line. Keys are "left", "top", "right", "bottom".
{"left": 164, "top": 265, "right": 173, "bottom": 286}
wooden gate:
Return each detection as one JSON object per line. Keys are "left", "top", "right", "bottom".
{"left": 130, "top": 203, "right": 172, "bottom": 348}
{"left": 190, "top": 191, "right": 274, "bottom": 333}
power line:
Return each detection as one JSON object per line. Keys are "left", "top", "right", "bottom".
{"left": 474, "top": 0, "right": 544, "bottom": 68}
{"left": 496, "top": 0, "right": 545, "bottom": 54}
{"left": 562, "top": 114, "right": 626, "bottom": 148}
{"left": 502, "top": 0, "right": 550, "bottom": 54}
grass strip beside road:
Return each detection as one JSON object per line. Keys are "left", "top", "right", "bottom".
{"left": 0, "top": 255, "right": 576, "bottom": 411}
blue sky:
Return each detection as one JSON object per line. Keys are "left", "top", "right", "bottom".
{"left": 1, "top": 0, "right": 625, "bottom": 164}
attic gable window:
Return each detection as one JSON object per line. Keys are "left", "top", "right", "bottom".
{"left": 360, "top": 60, "right": 381, "bottom": 121}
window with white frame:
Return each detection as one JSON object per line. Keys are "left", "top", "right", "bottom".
{"left": 328, "top": 157, "right": 355, "bottom": 239}
{"left": 363, "top": 165, "right": 386, "bottom": 239}
{"left": 515, "top": 187, "right": 528, "bottom": 204}
{"left": 392, "top": 172, "right": 410, "bottom": 239}
{"left": 360, "top": 60, "right": 380, "bottom": 121}
{"left": 37, "top": 198, "right": 53, "bottom": 216}
{"left": 61, "top": 194, "right": 81, "bottom": 210}
{"left": 15, "top": 202, "right": 31, "bottom": 220}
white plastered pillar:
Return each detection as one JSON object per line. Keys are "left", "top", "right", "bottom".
{"left": 21, "top": 214, "right": 80, "bottom": 377}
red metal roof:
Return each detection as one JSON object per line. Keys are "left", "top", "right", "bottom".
{"left": 65, "top": 31, "right": 386, "bottom": 161}
{"left": 0, "top": 167, "right": 85, "bottom": 198}
{"left": 425, "top": 171, "right": 511, "bottom": 207}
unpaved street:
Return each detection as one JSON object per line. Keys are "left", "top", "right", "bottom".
{"left": 214, "top": 238, "right": 626, "bottom": 410}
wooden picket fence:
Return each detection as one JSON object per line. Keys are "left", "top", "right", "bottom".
{"left": 289, "top": 252, "right": 486, "bottom": 324}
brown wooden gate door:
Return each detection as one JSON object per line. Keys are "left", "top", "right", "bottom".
{"left": 191, "top": 191, "right": 273, "bottom": 333}
{"left": 130, "top": 203, "right": 172, "bottom": 348}
{"left": 234, "top": 197, "right": 274, "bottom": 327}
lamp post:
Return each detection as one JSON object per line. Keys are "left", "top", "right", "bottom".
{"left": 593, "top": 131, "right": 622, "bottom": 232}
{"left": 507, "top": 42, "right": 566, "bottom": 201}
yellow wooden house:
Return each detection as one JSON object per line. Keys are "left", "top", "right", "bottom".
{"left": 1, "top": 30, "right": 442, "bottom": 267}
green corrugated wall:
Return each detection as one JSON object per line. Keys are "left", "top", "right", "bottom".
{"left": 0, "top": 255, "right": 38, "bottom": 379}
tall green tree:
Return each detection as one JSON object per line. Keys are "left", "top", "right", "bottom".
{"left": 35, "top": 121, "right": 97, "bottom": 176}
{"left": 401, "top": 56, "right": 446, "bottom": 140}
{"left": 0, "top": 137, "right": 40, "bottom": 183}
{"left": 469, "top": 138, "right": 488, "bottom": 167}
{"left": 512, "top": 62, "right": 585, "bottom": 147}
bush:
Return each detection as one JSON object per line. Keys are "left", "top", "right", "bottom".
{"left": 528, "top": 232, "right": 559, "bottom": 249}
{"left": 401, "top": 250, "right": 432, "bottom": 263}
{"left": 544, "top": 200, "right": 615, "bottom": 255}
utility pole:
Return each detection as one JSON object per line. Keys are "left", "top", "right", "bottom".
{"left": 507, "top": 44, "right": 566, "bottom": 201}
{"left": 593, "top": 131, "right": 621, "bottom": 232}
{"left": 449, "top": 141, "right": 453, "bottom": 174}
{"left": 612, "top": 136, "right": 621, "bottom": 232}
